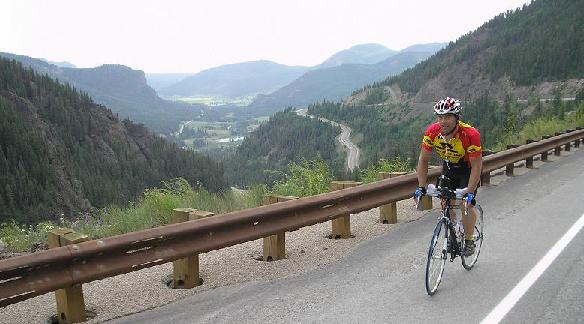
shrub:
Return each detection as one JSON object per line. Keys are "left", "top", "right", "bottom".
{"left": 272, "top": 159, "right": 332, "bottom": 197}
{"left": 360, "top": 157, "right": 411, "bottom": 183}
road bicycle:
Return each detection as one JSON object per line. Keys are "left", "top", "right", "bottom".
{"left": 416, "top": 176, "right": 484, "bottom": 296}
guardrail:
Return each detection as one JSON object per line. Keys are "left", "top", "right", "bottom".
{"left": 1, "top": 128, "right": 583, "bottom": 309}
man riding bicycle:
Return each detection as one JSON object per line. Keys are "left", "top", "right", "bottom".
{"left": 414, "top": 97, "right": 483, "bottom": 257}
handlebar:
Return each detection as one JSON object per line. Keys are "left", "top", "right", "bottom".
{"left": 425, "top": 184, "right": 467, "bottom": 199}
{"left": 414, "top": 184, "right": 470, "bottom": 211}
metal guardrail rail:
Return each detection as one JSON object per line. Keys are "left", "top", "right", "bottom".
{"left": 1, "top": 128, "right": 583, "bottom": 307}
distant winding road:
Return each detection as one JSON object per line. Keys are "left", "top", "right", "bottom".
{"left": 296, "top": 109, "right": 360, "bottom": 171}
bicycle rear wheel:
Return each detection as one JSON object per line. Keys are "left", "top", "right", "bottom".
{"left": 426, "top": 219, "right": 448, "bottom": 295}
{"left": 462, "top": 204, "right": 484, "bottom": 270}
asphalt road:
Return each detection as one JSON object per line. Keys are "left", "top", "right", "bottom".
{"left": 336, "top": 123, "right": 360, "bottom": 172}
{"left": 296, "top": 109, "right": 360, "bottom": 171}
{"left": 111, "top": 148, "right": 584, "bottom": 324}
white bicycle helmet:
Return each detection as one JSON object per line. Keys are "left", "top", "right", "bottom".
{"left": 433, "top": 97, "right": 461, "bottom": 115}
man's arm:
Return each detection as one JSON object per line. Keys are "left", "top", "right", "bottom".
{"left": 467, "top": 156, "right": 483, "bottom": 192}
{"left": 417, "top": 148, "right": 431, "bottom": 188}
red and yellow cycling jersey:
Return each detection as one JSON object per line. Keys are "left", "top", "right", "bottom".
{"left": 422, "top": 121, "right": 482, "bottom": 164}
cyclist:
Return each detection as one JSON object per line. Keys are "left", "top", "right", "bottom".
{"left": 414, "top": 97, "right": 483, "bottom": 256}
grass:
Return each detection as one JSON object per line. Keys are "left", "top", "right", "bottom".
{"left": 494, "top": 114, "right": 584, "bottom": 151}
{"left": 0, "top": 179, "right": 267, "bottom": 253}
{"left": 360, "top": 157, "right": 412, "bottom": 183}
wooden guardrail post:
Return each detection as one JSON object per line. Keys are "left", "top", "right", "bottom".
{"left": 377, "top": 172, "right": 407, "bottom": 224}
{"left": 541, "top": 135, "right": 551, "bottom": 161}
{"left": 48, "top": 228, "right": 89, "bottom": 324}
{"left": 565, "top": 129, "right": 574, "bottom": 151}
{"left": 506, "top": 144, "right": 520, "bottom": 176}
{"left": 525, "top": 139, "right": 535, "bottom": 168}
{"left": 554, "top": 132, "right": 563, "bottom": 156}
{"left": 330, "top": 181, "right": 362, "bottom": 238}
{"left": 577, "top": 127, "right": 583, "bottom": 147}
{"left": 171, "top": 208, "right": 214, "bottom": 289}
{"left": 481, "top": 150, "right": 494, "bottom": 186}
{"left": 262, "top": 194, "right": 298, "bottom": 261}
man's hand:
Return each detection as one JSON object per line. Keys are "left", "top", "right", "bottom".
{"left": 414, "top": 186, "right": 427, "bottom": 199}
{"left": 463, "top": 192, "right": 475, "bottom": 204}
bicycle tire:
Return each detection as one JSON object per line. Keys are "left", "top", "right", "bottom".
{"left": 462, "top": 204, "right": 484, "bottom": 270}
{"left": 426, "top": 219, "right": 448, "bottom": 295}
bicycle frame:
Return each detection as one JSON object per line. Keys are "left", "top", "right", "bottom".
{"left": 418, "top": 183, "right": 470, "bottom": 260}
{"left": 422, "top": 179, "right": 484, "bottom": 295}
{"left": 440, "top": 197, "right": 465, "bottom": 261}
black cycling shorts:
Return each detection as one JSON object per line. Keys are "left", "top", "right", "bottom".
{"left": 440, "top": 161, "right": 479, "bottom": 200}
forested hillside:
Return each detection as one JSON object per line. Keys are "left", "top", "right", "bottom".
{"left": 351, "top": 0, "right": 584, "bottom": 106}
{"left": 309, "top": 92, "right": 584, "bottom": 169}
{"left": 224, "top": 108, "right": 343, "bottom": 187}
{"left": 0, "top": 53, "right": 204, "bottom": 135}
{"left": 0, "top": 58, "right": 227, "bottom": 224}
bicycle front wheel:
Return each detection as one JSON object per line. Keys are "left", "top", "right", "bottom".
{"left": 426, "top": 219, "right": 448, "bottom": 295}
{"left": 462, "top": 204, "right": 484, "bottom": 270}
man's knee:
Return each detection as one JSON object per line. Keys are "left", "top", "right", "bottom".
{"left": 460, "top": 201, "right": 475, "bottom": 211}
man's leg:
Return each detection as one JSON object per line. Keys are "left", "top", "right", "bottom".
{"left": 461, "top": 203, "right": 477, "bottom": 240}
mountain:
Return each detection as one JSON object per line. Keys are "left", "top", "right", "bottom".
{"left": 45, "top": 59, "right": 76, "bottom": 68}
{"left": 249, "top": 47, "right": 441, "bottom": 112}
{"left": 0, "top": 53, "right": 203, "bottom": 135}
{"left": 145, "top": 73, "right": 196, "bottom": 92}
{"left": 316, "top": 43, "right": 396, "bottom": 69}
{"left": 0, "top": 57, "right": 227, "bottom": 224}
{"left": 399, "top": 43, "right": 446, "bottom": 54}
{"left": 159, "top": 60, "right": 309, "bottom": 98}
{"left": 346, "top": 0, "right": 584, "bottom": 110}
{"left": 155, "top": 44, "right": 395, "bottom": 100}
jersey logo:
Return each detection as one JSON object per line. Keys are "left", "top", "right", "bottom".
{"left": 467, "top": 145, "right": 482, "bottom": 153}
{"left": 436, "top": 142, "right": 455, "bottom": 150}
{"left": 423, "top": 136, "right": 434, "bottom": 146}
{"left": 430, "top": 137, "right": 466, "bottom": 163}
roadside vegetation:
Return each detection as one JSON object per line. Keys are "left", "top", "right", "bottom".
{"left": 0, "top": 157, "right": 409, "bottom": 253}
{"left": 359, "top": 157, "right": 412, "bottom": 183}
{"left": 494, "top": 113, "right": 584, "bottom": 151}
{"left": 0, "top": 179, "right": 267, "bottom": 254}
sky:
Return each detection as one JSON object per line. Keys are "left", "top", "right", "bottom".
{"left": 1, "top": 0, "right": 532, "bottom": 74}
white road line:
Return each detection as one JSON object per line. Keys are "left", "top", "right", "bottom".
{"left": 481, "top": 213, "right": 584, "bottom": 324}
